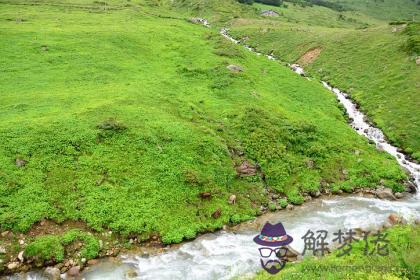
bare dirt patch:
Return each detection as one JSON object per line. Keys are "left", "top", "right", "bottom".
{"left": 297, "top": 47, "right": 322, "bottom": 66}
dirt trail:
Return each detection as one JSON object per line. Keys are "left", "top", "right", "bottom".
{"left": 297, "top": 47, "right": 322, "bottom": 66}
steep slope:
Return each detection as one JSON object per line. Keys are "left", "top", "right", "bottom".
{"left": 0, "top": 0, "right": 407, "bottom": 261}
{"left": 230, "top": 0, "right": 420, "bottom": 159}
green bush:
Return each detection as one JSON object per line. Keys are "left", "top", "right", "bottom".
{"left": 24, "top": 236, "right": 64, "bottom": 262}
{"left": 62, "top": 230, "right": 100, "bottom": 259}
{"left": 277, "top": 198, "right": 288, "bottom": 208}
{"left": 24, "top": 230, "right": 100, "bottom": 263}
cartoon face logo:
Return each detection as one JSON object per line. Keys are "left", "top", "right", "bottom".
{"left": 253, "top": 222, "right": 293, "bottom": 275}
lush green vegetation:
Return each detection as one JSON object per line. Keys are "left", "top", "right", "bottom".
{"left": 230, "top": 0, "right": 420, "bottom": 159}
{"left": 254, "top": 225, "right": 420, "bottom": 280}
{"left": 24, "top": 229, "right": 100, "bottom": 263}
{"left": 0, "top": 0, "right": 408, "bottom": 246}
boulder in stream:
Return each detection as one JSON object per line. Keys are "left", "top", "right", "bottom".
{"left": 43, "top": 267, "right": 61, "bottom": 280}
{"left": 375, "top": 187, "right": 396, "bottom": 200}
{"left": 67, "top": 266, "right": 81, "bottom": 277}
{"left": 283, "top": 246, "right": 301, "bottom": 262}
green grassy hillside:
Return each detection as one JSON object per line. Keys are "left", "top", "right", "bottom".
{"left": 230, "top": 0, "right": 420, "bottom": 159}
{"left": 0, "top": 0, "right": 407, "bottom": 246}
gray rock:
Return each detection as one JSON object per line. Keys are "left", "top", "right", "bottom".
{"left": 395, "top": 192, "right": 404, "bottom": 199}
{"left": 383, "top": 222, "right": 392, "bottom": 229}
{"left": 18, "top": 251, "right": 24, "bottom": 262}
{"left": 261, "top": 10, "right": 280, "bottom": 17}
{"left": 7, "top": 262, "right": 19, "bottom": 270}
{"left": 310, "top": 190, "right": 321, "bottom": 198}
{"left": 0, "top": 246, "right": 6, "bottom": 254}
{"left": 126, "top": 269, "right": 138, "bottom": 278}
{"left": 228, "top": 194, "right": 236, "bottom": 204}
{"left": 227, "top": 64, "right": 243, "bottom": 73}
{"left": 304, "top": 196, "right": 312, "bottom": 202}
{"left": 15, "top": 158, "right": 27, "bottom": 167}
{"left": 44, "top": 267, "right": 61, "bottom": 280}
{"left": 405, "top": 182, "right": 417, "bottom": 193}
{"left": 286, "top": 204, "right": 294, "bottom": 211}
{"left": 67, "top": 266, "right": 81, "bottom": 277}
{"left": 283, "top": 245, "right": 300, "bottom": 262}
{"left": 376, "top": 188, "right": 396, "bottom": 200}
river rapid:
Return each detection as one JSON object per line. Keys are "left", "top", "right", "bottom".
{"left": 9, "top": 24, "right": 420, "bottom": 280}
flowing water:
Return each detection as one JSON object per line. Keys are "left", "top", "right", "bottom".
{"left": 8, "top": 25, "right": 420, "bottom": 280}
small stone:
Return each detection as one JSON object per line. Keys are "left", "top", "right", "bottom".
{"left": 126, "top": 269, "right": 138, "bottom": 278}
{"left": 7, "top": 262, "right": 19, "bottom": 270}
{"left": 199, "top": 192, "right": 212, "bottom": 199}
{"left": 383, "top": 222, "right": 392, "bottom": 229}
{"left": 1, "top": 231, "right": 10, "bottom": 237}
{"left": 271, "top": 194, "right": 279, "bottom": 199}
{"left": 18, "top": 251, "right": 24, "bottom": 262}
{"left": 227, "top": 64, "right": 243, "bottom": 73}
{"left": 81, "top": 258, "right": 86, "bottom": 264}
{"left": 212, "top": 208, "right": 222, "bottom": 219}
{"left": 395, "top": 192, "right": 404, "bottom": 199}
{"left": 304, "top": 196, "right": 312, "bottom": 202}
{"left": 19, "top": 239, "right": 25, "bottom": 245}
{"left": 228, "top": 194, "right": 236, "bottom": 204}
{"left": 129, "top": 238, "right": 134, "bottom": 244}
{"left": 87, "top": 259, "right": 98, "bottom": 266}
{"left": 388, "top": 213, "right": 400, "bottom": 224}
{"left": 286, "top": 204, "right": 294, "bottom": 211}
{"left": 44, "top": 267, "right": 61, "bottom": 280}
{"left": 67, "top": 266, "right": 80, "bottom": 277}
{"left": 283, "top": 245, "right": 300, "bottom": 262}
{"left": 310, "top": 191, "right": 321, "bottom": 198}
{"left": 0, "top": 246, "right": 6, "bottom": 254}
{"left": 15, "top": 158, "right": 27, "bottom": 167}
{"left": 305, "top": 159, "right": 314, "bottom": 169}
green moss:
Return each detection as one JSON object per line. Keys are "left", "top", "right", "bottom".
{"left": 277, "top": 198, "right": 288, "bottom": 208}
{"left": 24, "top": 230, "right": 100, "bottom": 263}
{"left": 24, "top": 236, "right": 64, "bottom": 262}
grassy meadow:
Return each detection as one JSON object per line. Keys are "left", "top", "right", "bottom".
{"left": 229, "top": 0, "right": 420, "bottom": 160}
{"left": 0, "top": 0, "right": 413, "bottom": 271}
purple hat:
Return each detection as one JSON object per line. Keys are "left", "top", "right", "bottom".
{"left": 253, "top": 222, "right": 293, "bottom": 247}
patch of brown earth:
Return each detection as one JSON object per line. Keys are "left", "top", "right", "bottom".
{"left": 297, "top": 47, "right": 322, "bottom": 66}
{"left": 27, "top": 220, "right": 88, "bottom": 237}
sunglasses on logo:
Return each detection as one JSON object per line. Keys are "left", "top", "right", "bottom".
{"left": 258, "top": 247, "right": 288, "bottom": 258}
